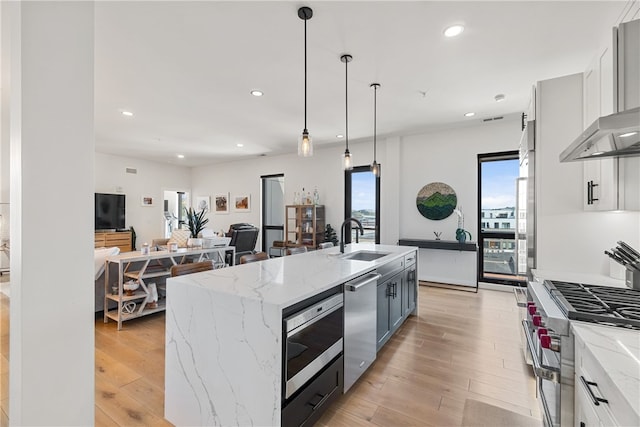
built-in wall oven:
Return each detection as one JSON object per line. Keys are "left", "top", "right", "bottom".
{"left": 281, "top": 285, "right": 344, "bottom": 427}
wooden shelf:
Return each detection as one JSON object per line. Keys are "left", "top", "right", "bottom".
{"left": 285, "top": 205, "right": 325, "bottom": 250}
{"left": 105, "top": 300, "right": 167, "bottom": 322}
{"left": 106, "top": 292, "right": 147, "bottom": 302}
{"left": 124, "top": 270, "right": 170, "bottom": 280}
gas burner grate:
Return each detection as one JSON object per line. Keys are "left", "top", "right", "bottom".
{"left": 618, "top": 307, "right": 640, "bottom": 321}
{"left": 544, "top": 280, "right": 640, "bottom": 330}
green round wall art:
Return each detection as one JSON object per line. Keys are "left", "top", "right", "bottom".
{"left": 416, "top": 182, "right": 457, "bottom": 220}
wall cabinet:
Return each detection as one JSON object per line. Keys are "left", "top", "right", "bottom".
{"left": 582, "top": 18, "right": 640, "bottom": 211}
{"left": 285, "top": 205, "right": 325, "bottom": 249}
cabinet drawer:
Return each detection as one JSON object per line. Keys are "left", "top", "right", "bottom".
{"left": 282, "top": 355, "right": 343, "bottom": 427}
{"left": 404, "top": 251, "right": 417, "bottom": 267}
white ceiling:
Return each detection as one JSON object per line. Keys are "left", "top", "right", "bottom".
{"left": 94, "top": 1, "right": 627, "bottom": 167}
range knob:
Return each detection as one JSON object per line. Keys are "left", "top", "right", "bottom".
{"left": 533, "top": 315, "right": 543, "bottom": 327}
{"left": 528, "top": 305, "right": 537, "bottom": 315}
{"left": 537, "top": 328, "right": 548, "bottom": 338}
{"left": 540, "top": 334, "right": 551, "bottom": 349}
{"left": 540, "top": 334, "right": 560, "bottom": 351}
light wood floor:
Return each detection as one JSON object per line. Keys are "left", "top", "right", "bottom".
{"left": 1, "top": 283, "right": 541, "bottom": 426}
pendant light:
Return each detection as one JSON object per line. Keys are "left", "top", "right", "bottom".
{"left": 298, "top": 7, "right": 313, "bottom": 157}
{"left": 370, "top": 83, "right": 381, "bottom": 177}
{"left": 341, "top": 54, "right": 353, "bottom": 170}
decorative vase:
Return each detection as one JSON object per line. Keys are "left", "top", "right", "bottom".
{"left": 187, "top": 238, "right": 203, "bottom": 248}
{"left": 455, "top": 228, "right": 471, "bottom": 244}
{"left": 147, "top": 283, "right": 158, "bottom": 309}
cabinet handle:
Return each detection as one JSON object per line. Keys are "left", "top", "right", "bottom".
{"left": 392, "top": 282, "right": 398, "bottom": 298}
{"left": 587, "top": 180, "right": 599, "bottom": 205}
{"left": 580, "top": 375, "right": 608, "bottom": 406}
{"left": 307, "top": 392, "right": 330, "bottom": 411}
{"left": 386, "top": 283, "right": 393, "bottom": 297}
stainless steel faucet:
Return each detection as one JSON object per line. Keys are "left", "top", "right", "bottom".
{"left": 340, "top": 218, "right": 364, "bottom": 253}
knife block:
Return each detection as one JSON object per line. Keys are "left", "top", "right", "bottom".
{"left": 625, "top": 269, "right": 640, "bottom": 290}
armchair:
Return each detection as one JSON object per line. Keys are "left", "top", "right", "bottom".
{"left": 227, "top": 224, "right": 259, "bottom": 265}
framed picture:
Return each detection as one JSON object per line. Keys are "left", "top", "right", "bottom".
{"left": 214, "top": 193, "right": 229, "bottom": 214}
{"left": 196, "top": 196, "right": 211, "bottom": 212}
{"left": 234, "top": 194, "right": 251, "bottom": 212}
{"left": 141, "top": 196, "right": 154, "bottom": 206}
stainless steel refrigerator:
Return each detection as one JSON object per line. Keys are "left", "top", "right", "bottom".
{"left": 516, "top": 119, "right": 536, "bottom": 280}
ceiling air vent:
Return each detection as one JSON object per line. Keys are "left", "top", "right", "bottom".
{"left": 483, "top": 116, "right": 504, "bottom": 122}
{"left": 125, "top": 167, "right": 137, "bottom": 174}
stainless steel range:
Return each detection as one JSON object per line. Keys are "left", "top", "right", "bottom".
{"left": 524, "top": 279, "right": 640, "bottom": 427}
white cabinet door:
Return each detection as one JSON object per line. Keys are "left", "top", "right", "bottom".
{"left": 583, "top": 45, "right": 619, "bottom": 211}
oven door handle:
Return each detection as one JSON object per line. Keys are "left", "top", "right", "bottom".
{"left": 522, "top": 319, "right": 560, "bottom": 383}
{"left": 580, "top": 376, "right": 608, "bottom": 406}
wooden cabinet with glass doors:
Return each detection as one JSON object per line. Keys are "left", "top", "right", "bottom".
{"left": 285, "top": 205, "right": 325, "bottom": 250}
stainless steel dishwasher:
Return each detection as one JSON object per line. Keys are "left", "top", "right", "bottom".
{"left": 344, "top": 272, "right": 381, "bottom": 392}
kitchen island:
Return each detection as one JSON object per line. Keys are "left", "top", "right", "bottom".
{"left": 164, "top": 243, "right": 418, "bottom": 426}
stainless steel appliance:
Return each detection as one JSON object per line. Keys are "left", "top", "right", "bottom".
{"left": 344, "top": 272, "right": 380, "bottom": 392}
{"left": 560, "top": 19, "right": 640, "bottom": 162}
{"left": 517, "top": 118, "right": 536, "bottom": 279}
{"left": 524, "top": 279, "right": 640, "bottom": 426}
{"left": 283, "top": 291, "right": 343, "bottom": 399}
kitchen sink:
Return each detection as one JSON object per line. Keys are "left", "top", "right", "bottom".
{"left": 340, "top": 251, "right": 390, "bottom": 261}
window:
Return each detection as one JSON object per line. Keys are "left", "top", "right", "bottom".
{"left": 345, "top": 166, "right": 380, "bottom": 244}
{"left": 478, "top": 151, "right": 525, "bottom": 285}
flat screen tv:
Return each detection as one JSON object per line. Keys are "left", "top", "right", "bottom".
{"left": 95, "top": 193, "right": 126, "bottom": 230}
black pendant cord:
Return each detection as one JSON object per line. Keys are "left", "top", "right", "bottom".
{"left": 373, "top": 85, "right": 377, "bottom": 161}
{"left": 345, "top": 59, "right": 349, "bottom": 150}
{"left": 304, "top": 17, "right": 308, "bottom": 132}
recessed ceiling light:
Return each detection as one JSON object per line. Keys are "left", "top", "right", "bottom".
{"left": 177, "top": 154, "right": 184, "bottom": 159}
{"left": 336, "top": 134, "right": 344, "bottom": 138}
{"left": 237, "top": 143, "right": 244, "bottom": 147}
{"left": 250, "top": 90, "right": 263, "bottom": 97}
{"left": 619, "top": 131, "right": 638, "bottom": 138}
{"left": 464, "top": 112, "right": 475, "bottom": 117}
{"left": 121, "top": 111, "right": 133, "bottom": 117}
{"left": 494, "top": 94, "right": 506, "bottom": 102}
{"left": 443, "top": 25, "right": 464, "bottom": 38}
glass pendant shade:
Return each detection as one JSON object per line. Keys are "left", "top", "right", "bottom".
{"left": 371, "top": 160, "right": 380, "bottom": 177}
{"left": 298, "top": 129, "right": 313, "bottom": 157}
{"left": 343, "top": 149, "right": 353, "bottom": 170}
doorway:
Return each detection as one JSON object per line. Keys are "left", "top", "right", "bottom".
{"left": 261, "top": 174, "right": 285, "bottom": 254}
{"left": 344, "top": 166, "right": 380, "bottom": 244}
{"left": 477, "top": 152, "right": 525, "bottom": 285}
{"left": 163, "top": 191, "right": 189, "bottom": 238}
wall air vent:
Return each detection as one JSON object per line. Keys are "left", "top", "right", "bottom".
{"left": 125, "top": 167, "right": 137, "bottom": 174}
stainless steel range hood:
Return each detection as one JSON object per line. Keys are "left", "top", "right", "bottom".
{"left": 559, "top": 107, "right": 640, "bottom": 162}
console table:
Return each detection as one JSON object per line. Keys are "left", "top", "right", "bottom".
{"left": 104, "top": 246, "right": 235, "bottom": 330}
{"left": 398, "top": 239, "right": 478, "bottom": 291}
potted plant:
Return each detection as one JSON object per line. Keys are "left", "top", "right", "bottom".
{"left": 454, "top": 207, "right": 472, "bottom": 244}
{"left": 185, "top": 207, "right": 209, "bottom": 248}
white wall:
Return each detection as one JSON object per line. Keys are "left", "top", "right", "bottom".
{"left": 6, "top": 2, "right": 95, "bottom": 424}
{"left": 399, "top": 117, "right": 522, "bottom": 242}
{"left": 95, "top": 152, "right": 191, "bottom": 249}
{"left": 191, "top": 139, "right": 382, "bottom": 248}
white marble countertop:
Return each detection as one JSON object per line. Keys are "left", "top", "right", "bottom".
{"left": 572, "top": 322, "right": 640, "bottom": 425}
{"left": 532, "top": 269, "right": 626, "bottom": 288}
{"left": 167, "top": 243, "right": 417, "bottom": 309}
